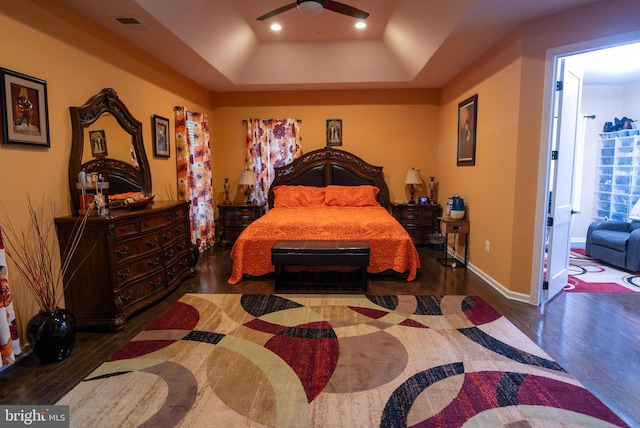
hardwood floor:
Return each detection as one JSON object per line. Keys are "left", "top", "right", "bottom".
{"left": 1, "top": 245, "right": 639, "bottom": 426}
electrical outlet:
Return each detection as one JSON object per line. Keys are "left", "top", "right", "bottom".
{"left": 485, "top": 240, "right": 490, "bottom": 252}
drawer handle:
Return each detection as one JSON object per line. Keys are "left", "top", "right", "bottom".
{"left": 167, "top": 268, "right": 177, "bottom": 278}
{"left": 117, "top": 267, "right": 131, "bottom": 279}
{"left": 175, "top": 226, "right": 184, "bottom": 233}
{"left": 116, "top": 246, "right": 129, "bottom": 257}
{"left": 143, "top": 222, "right": 150, "bottom": 228}
{"left": 118, "top": 227, "right": 130, "bottom": 234}
{"left": 150, "top": 279, "right": 162, "bottom": 288}
{"left": 117, "top": 290, "right": 133, "bottom": 303}
{"left": 179, "top": 259, "right": 189, "bottom": 267}
{"left": 148, "top": 257, "right": 160, "bottom": 267}
{"left": 163, "top": 232, "right": 173, "bottom": 241}
{"left": 165, "top": 249, "right": 175, "bottom": 259}
{"left": 146, "top": 238, "right": 159, "bottom": 248}
{"left": 168, "top": 213, "right": 176, "bottom": 221}
{"left": 177, "top": 242, "right": 186, "bottom": 250}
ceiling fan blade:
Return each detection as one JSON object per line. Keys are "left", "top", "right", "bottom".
{"left": 256, "top": 3, "right": 297, "bottom": 21}
{"left": 323, "top": 0, "right": 369, "bottom": 19}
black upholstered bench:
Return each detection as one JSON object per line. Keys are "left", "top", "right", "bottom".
{"left": 271, "top": 240, "right": 370, "bottom": 291}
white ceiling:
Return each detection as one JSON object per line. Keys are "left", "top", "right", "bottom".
{"left": 60, "top": 0, "right": 627, "bottom": 92}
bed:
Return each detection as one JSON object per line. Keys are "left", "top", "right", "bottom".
{"left": 228, "top": 147, "right": 420, "bottom": 284}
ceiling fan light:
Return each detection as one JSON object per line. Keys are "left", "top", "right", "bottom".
{"left": 297, "top": 1, "right": 323, "bottom": 15}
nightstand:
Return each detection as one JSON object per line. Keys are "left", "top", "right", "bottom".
{"left": 217, "top": 204, "right": 265, "bottom": 246}
{"left": 436, "top": 216, "right": 470, "bottom": 268}
{"left": 391, "top": 203, "right": 442, "bottom": 246}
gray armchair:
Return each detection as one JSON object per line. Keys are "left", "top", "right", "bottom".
{"left": 585, "top": 220, "right": 640, "bottom": 271}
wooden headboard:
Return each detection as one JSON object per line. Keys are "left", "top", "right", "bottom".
{"left": 267, "top": 147, "right": 390, "bottom": 209}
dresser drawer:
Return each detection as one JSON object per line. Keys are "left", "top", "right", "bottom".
{"left": 140, "top": 211, "right": 182, "bottom": 232}
{"left": 163, "top": 236, "right": 191, "bottom": 264}
{"left": 115, "top": 271, "right": 166, "bottom": 312}
{"left": 115, "top": 250, "right": 163, "bottom": 287}
{"left": 112, "top": 220, "right": 140, "bottom": 239}
{"left": 114, "top": 232, "right": 161, "bottom": 261}
{"left": 161, "top": 222, "right": 189, "bottom": 245}
{"left": 165, "top": 252, "right": 195, "bottom": 287}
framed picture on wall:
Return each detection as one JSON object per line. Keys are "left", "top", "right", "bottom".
{"left": 457, "top": 94, "right": 478, "bottom": 166}
{"left": 326, "top": 119, "right": 342, "bottom": 146}
{"left": 0, "top": 68, "right": 50, "bottom": 147}
{"left": 152, "top": 114, "right": 170, "bottom": 157}
{"left": 89, "top": 130, "right": 107, "bottom": 157}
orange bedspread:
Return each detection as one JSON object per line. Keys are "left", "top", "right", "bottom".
{"left": 228, "top": 206, "right": 420, "bottom": 284}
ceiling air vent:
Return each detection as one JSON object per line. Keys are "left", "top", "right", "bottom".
{"left": 114, "top": 16, "right": 148, "bottom": 31}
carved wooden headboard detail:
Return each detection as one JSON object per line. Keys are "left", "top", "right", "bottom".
{"left": 267, "top": 147, "right": 390, "bottom": 209}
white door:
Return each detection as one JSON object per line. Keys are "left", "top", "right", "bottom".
{"left": 546, "top": 59, "right": 582, "bottom": 300}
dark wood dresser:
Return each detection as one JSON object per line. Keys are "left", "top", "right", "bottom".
{"left": 54, "top": 200, "right": 196, "bottom": 331}
{"left": 391, "top": 203, "right": 442, "bottom": 246}
{"left": 217, "top": 204, "right": 265, "bottom": 246}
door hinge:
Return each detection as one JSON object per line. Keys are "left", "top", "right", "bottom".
{"left": 547, "top": 217, "right": 554, "bottom": 226}
{"left": 556, "top": 81, "right": 563, "bottom": 91}
{"left": 551, "top": 150, "right": 559, "bottom": 160}
{"left": 543, "top": 281, "right": 549, "bottom": 290}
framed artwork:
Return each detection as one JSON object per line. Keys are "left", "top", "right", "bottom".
{"left": 326, "top": 119, "right": 342, "bottom": 146}
{"left": 152, "top": 115, "right": 170, "bottom": 157}
{"left": 457, "top": 94, "right": 478, "bottom": 166}
{"left": 0, "top": 68, "right": 50, "bottom": 147}
{"left": 89, "top": 130, "right": 107, "bottom": 157}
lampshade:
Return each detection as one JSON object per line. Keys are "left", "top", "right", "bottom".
{"left": 404, "top": 168, "right": 422, "bottom": 185}
{"left": 297, "top": 0, "right": 323, "bottom": 15}
{"left": 239, "top": 170, "right": 256, "bottom": 186}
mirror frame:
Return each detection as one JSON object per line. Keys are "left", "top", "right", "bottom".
{"left": 68, "top": 88, "right": 152, "bottom": 215}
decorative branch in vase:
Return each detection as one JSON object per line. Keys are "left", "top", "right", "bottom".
{"left": 0, "top": 195, "right": 91, "bottom": 363}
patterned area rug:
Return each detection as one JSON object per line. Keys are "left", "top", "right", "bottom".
{"left": 566, "top": 249, "right": 640, "bottom": 293}
{"left": 58, "top": 294, "right": 627, "bottom": 427}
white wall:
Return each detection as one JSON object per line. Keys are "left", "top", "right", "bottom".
{"left": 572, "top": 82, "right": 640, "bottom": 245}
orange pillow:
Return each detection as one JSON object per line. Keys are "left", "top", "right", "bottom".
{"left": 324, "top": 185, "right": 380, "bottom": 207}
{"left": 273, "top": 185, "right": 325, "bottom": 207}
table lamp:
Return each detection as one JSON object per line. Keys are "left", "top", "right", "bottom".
{"left": 238, "top": 170, "right": 256, "bottom": 205}
{"left": 404, "top": 168, "right": 422, "bottom": 204}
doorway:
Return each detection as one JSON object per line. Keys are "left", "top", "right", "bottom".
{"left": 539, "top": 39, "right": 640, "bottom": 304}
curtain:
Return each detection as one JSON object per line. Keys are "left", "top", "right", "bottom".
{"left": 0, "top": 230, "right": 21, "bottom": 372}
{"left": 245, "top": 119, "right": 302, "bottom": 206}
{"left": 175, "top": 107, "right": 215, "bottom": 252}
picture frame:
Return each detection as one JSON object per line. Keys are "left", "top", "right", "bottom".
{"left": 0, "top": 68, "right": 50, "bottom": 147}
{"left": 89, "top": 130, "right": 107, "bottom": 157}
{"left": 326, "top": 119, "right": 342, "bottom": 146}
{"left": 457, "top": 94, "right": 478, "bottom": 166}
{"left": 152, "top": 115, "right": 170, "bottom": 157}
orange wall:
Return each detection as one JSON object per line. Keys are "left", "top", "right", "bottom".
{"left": 210, "top": 98, "right": 440, "bottom": 206}
{"left": 0, "top": 1, "right": 215, "bottom": 326}
{"left": 437, "top": 0, "right": 640, "bottom": 298}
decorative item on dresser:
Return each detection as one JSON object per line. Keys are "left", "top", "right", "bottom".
{"left": 217, "top": 204, "right": 265, "bottom": 246}
{"left": 55, "top": 88, "right": 196, "bottom": 330}
{"left": 391, "top": 202, "right": 442, "bottom": 246}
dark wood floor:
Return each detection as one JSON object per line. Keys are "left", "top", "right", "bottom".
{"left": 1, "top": 246, "right": 639, "bottom": 426}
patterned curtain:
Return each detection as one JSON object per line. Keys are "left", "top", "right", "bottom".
{"left": 245, "top": 119, "right": 302, "bottom": 207}
{"left": 174, "top": 107, "right": 215, "bottom": 252}
{"left": 0, "top": 230, "right": 21, "bottom": 372}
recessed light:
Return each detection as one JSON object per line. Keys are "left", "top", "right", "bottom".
{"left": 355, "top": 22, "right": 366, "bottom": 29}
{"left": 271, "top": 23, "right": 282, "bottom": 31}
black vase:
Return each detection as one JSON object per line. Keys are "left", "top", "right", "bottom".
{"left": 27, "top": 308, "right": 77, "bottom": 363}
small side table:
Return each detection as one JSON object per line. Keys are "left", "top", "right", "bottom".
{"left": 217, "top": 204, "right": 265, "bottom": 246}
{"left": 436, "top": 217, "right": 470, "bottom": 268}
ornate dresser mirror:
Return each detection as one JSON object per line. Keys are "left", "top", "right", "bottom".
{"left": 57, "top": 88, "right": 195, "bottom": 331}
{"left": 68, "top": 88, "right": 152, "bottom": 216}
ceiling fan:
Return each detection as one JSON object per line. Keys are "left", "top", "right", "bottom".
{"left": 257, "top": 0, "right": 369, "bottom": 21}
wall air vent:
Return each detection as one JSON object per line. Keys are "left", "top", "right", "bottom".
{"left": 114, "top": 16, "right": 148, "bottom": 31}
